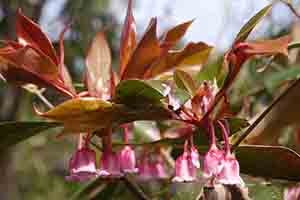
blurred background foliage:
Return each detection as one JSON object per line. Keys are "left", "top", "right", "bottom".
{"left": 0, "top": 0, "right": 300, "bottom": 199}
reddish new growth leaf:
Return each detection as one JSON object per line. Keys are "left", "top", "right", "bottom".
{"left": 0, "top": 9, "right": 76, "bottom": 97}
{"left": 120, "top": 0, "right": 137, "bottom": 77}
{"left": 224, "top": 34, "right": 292, "bottom": 92}
{"left": 16, "top": 9, "right": 59, "bottom": 65}
{"left": 121, "top": 18, "right": 161, "bottom": 80}
{"left": 85, "top": 32, "right": 113, "bottom": 100}
{"left": 160, "top": 20, "right": 193, "bottom": 50}
{"left": 119, "top": 5, "right": 211, "bottom": 80}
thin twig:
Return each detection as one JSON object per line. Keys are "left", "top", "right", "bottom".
{"left": 123, "top": 175, "right": 151, "bottom": 200}
{"left": 231, "top": 79, "right": 300, "bottom": 150}
{"left": 35, "top": 90, "right": 54, "bottom": 109}
{"left": 282, "top": 0, "right": 300, "bottom": 19}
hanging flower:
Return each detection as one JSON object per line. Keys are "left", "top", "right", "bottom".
{"left": 216, "top": 153, "right": 244, "bottom": 186}
{"left": 203, "top": 144, "right": 224, "bottom": 180}
{"left": 152, "top": 154, "right": 168, "bottom": 179}
{"left": 66, "top": 134, "right": 98, "bottom": 181}
{"left": 119, "top": 145, "right": 138, "bottom": 173}
{"left": 138, "top": 156, "right": 154, "bottom": 180}
{"left": 66, "top": 147, "right": 98, "bottom": 182}
{"left": 99, "top": 150, "right": 122, "bottom": 177}
{"left": 172, "top": 141, "right": 197, "bottom": 182}
{"left": 284, "top": 185, "right": 300, "bottom": 200}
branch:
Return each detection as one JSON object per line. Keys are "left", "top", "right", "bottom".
{"left": 123, "top": 175, "right": 151, "bottom": 200}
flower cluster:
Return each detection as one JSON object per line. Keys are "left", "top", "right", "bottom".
{"left": 0, "top": 0, "right": 292, "bottom": 192}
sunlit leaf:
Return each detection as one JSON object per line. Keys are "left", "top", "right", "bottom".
{"left": 85, "top": 31, "right": 112, "bottom": 99}
{"left": 16, "top": 9, "right": 59, "bottom": 65}
{"left": 40, "top": 97, "right": 173, "bottom": 133}
{"left": 0, "top": 121, "right": 61, "bottom": 151}
{"left": 161, "top": 20, "right": 193, "bottom": 49}
{"left": 58, "top": 24, "right": 76, "bottom": 94}
{"left": 39, "top": 98, "right": 116, "bottom": 133}
{"left": 120, "top": 0, "right": 137, "bottom": 76}
{"left": 242, "top": 35, "right": 291, "bottom": 56}
{"left": 234, "top": 4, "right": 272, "bottom": 43}
{"left": 146, "top": 42, "right": 212, "bottom": 78}
{"left": 121, "top": 18, "right": 160, "bottom": 80}
{"left": 174, "top": 69, "right": 197, "bottom": 95}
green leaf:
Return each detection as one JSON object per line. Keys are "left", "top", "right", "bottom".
{"left": 265, "top": 66, "right": 300, "bottom": 91}
{"left": 0, "top": 121, "right": 61, "bottom": 151}
{"left": 196, "top": 57, "right": 223, "bottom": 84}
{"left": 115, "top": 79, "right": 170, "bottom": 105}
{"left": 168, "top": 87, "right": 191, "bottom": 110}
{"left": 226, "top": 117, "right": 249, "bottom": 134}
{"left": 174, "top": 69, "right": 197, "bottom": 95}
{"left": 234, "top": 4, "right": 272, "bottom": 43}
{"left": 236, "top": 145, "right": 300, "bottom": 181}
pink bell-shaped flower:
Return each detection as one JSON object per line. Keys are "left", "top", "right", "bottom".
{"left": 138, "top": 157, "right": 154, "bottom": 180}
{"left": 216, "top": 153, "right": 244, "bottom": 186}
{"left": 190, "top": 145, "right": 200, "bottom": 169}
{"left": 66, "top": 147, "right": 98, "bottom": 181}
{"left": 284, "top": 185, "right": 300, "bottom": 200}
{"left": 152, "top": 156, "right": 168, "bottom": 179}
{"left": 119, "top": 145, "right": 138, "bottom": 173}
{"left": 172, "top": 142, "right": 197, "bottom": 182}
{"left": 99, "top": 150, "right": 122, "bottom": 177}
{"left": 203, "top": 144, "right": 224, "bottom": 179}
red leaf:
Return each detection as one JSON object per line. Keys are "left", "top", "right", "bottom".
{"left": 0, "top": 43, "right": 74, "bottom": 97}
{"left": 238, "top": 34, "right": 292, "bottom": 56}
{"left": 121, "top": 18, "right": 161, "bottom": 80}
{"left": 58, "top": 24, "right": 76, "bottom": 94}
{"left": 16, "top": 9, "right": 59, "bottom": 65}
{"left": 85, "top": 31, "right": 113, "bottom": 100}
{"left": 120, "top": 0, "right": 137, "bottom": 77}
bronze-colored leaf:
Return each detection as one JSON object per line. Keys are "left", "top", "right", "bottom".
{"left": 85, "top": 32, "right": 112, "bottom": 99}
{"left": 39, "top": 98, "right": 116, "bottom": 132}
{"left": 161, "top": 20, "right": 193, "bottom": 49}
{"left": 119, "top": 0, "right": 137, "bottom": 76}
{"left": 16, "top": 9, "right": 59, "bottom": 65}
{"left": 121, "top": 18, "right": 161, "bottom": 80}
{"left": 0, "top": 44, "right": 74, "bottom": 97}
{"left": 39, "top": 97, "right": 174, "bottom": 133}
{"left": 146, "top": 42, "right": 212, "bottom": 78}
{"left": 58, "top": 24, "right": 76, "bottom": 94}
{"left": 241, "top": 34, "right": 292, "bottom": 56}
